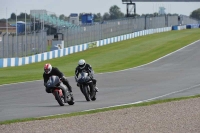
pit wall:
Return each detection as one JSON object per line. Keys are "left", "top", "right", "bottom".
{"left": 0, "top": 26, "right": 187, "bottom": 68}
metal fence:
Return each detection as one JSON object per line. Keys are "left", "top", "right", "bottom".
{"left": 60, "top": 18, "right": 145, "bottom": 47}
{"left": 181, "top": 15, "right": 199, "bottom": 25}
{"left": 59, "top": 15, "right": 198, "bottom": 47}
{"left": 60, "top": 17, "right": 147, "bottom": 47}
{"left": 0, "top": 31, "right": 47, "bottom": 58}
{"left": 0, "top": 15, "right": 199, "bottom": 58}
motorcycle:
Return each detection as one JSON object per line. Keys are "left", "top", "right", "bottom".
{"left": 46, "top": 75, "right": 75, "bottom": 106}
{"left": 77, "top": 71, "right": 96, "bottom": 101}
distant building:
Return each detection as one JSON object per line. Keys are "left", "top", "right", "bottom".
{"left": 81, "top": 13, "right": 94, "bottom": 24}
{"left": 158, "top": 7, "right": 166, "bottom": 15}
{"left": 0, "top": 20, "right": 16, "bottom": 33}
{"left": 69, "top": 13, "right": 79, "bottom": 25}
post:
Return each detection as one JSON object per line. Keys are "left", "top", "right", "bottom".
{"left": 12, "top": 34, "right": 14, "bottom": 57}
{"left": 3, "top": 34, "right": 5, "bottom": 58}
{"left": 42, "top": 11, "right": 46, "bottom": 52}
{"left": 126, "top": 4, "right": 129, "bottom": 17}
{"left": 6, "top": 8, "right": 9, "bottom": 58}
{"left": 25, "top": 10, "right": 27, "bottom": 56}
{"left": 34, "top": 11, "right": 36, "bottom": 54}
{"left": 16, "top": 10, "right": 18, "bottom": 57}
{"left": 42, "top": 10, "right": 44, "bottom": 52}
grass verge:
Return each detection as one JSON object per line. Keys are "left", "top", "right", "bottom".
{"left": 1, "top": 94, "right": 200, "bottom": 125}
{"left": 0, "top": 29, "right": 200, "bottom": 85}
{"left": 0, "top": 29, "right": 200, "bottom": 125}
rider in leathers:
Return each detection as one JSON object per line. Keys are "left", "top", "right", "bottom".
{"left": 75, "top": 59, "right": 98, "bottom": 92}
{"left": 43, "top": 63, "right": 73, "bottom": 103}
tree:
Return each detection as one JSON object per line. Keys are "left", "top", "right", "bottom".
{"left": 10, "top": 13, "right": 16, "bottom": 20}
{"left": 93, "top": 13, "right": 102, "bottom": 22}
{"left": 190, "top": 8, "right": 200, "bottom": 20}
{"left": 79, "top": 13, "right": 83, "bottom": 20}
{"left": 17, "top": 13, "right": 30, "bottom": 19}
{"left": 64, "top": 16, "right": 69, "bottom": 21}
{"left": 59, "top": 14, "right": 65, "bottom": 20}
{"left": 96, "top": 13, "right": 102, "bottom": 20}
{"left": 103, "top": 12, "right": 110, "bottom": 20}
{"left": 50, "top": 14, "right": 57, "bottom": 19}
{"left": 93, "top": 14, "right": 98, "bottom": 21}
{"left": 109, "top": 5, "right": 124, "bottom": 19}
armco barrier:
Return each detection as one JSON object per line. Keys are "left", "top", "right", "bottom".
{"left": 186, "top": 24, "right": 200, "bottom": 29}
{"left": 0, "top": 27, "right": 172, "bottom": 68}
{"left": 172, "top": 25, "right": 186, "bottom": 30}
{"left": 172, "top": 25, "right": 179, "bottom": 30}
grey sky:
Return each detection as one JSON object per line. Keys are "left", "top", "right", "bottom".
{"left": 0, "top": 0, "right": 199, "bottom": 19}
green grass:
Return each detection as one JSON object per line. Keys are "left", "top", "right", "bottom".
{"left": 0, "top": 29, "right": 200, "bottom": 85}
{"left": 1, "top": 94, "right": 200, "bottom": 125}
{"left": 0, "top": 29, "right": 200, "bottom": 125}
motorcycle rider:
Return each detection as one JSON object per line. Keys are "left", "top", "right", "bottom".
{"left": 75, "top": 59, "right": 99, "bottom": 92}
{"left": 43, "top": 63, "right": 73, "bottom": 103}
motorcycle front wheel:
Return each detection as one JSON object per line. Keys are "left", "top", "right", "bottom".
{"left": 54, "top": 91, "right": 65, "bottom": 106}
{"left": 82, "top": 85, "right": 90, "bottom": 101}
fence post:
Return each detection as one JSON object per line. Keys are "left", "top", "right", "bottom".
{"left": 2, "top": 33, "right": 5, "bottom": 58}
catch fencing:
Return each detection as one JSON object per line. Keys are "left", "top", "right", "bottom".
{"left": 59, "top": 15, "right": 195, "bottom": 47}
{"left": 0, "top": 27, "right": 173, "bottom": 68}
{"left": 0, "top": 15, "right": 199, "bottom": 58}
{"left": 0, "top": 31, "right": 47, "bottom": 58}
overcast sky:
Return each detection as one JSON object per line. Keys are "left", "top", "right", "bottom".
{"left": 0, "top": 0, "right": 199, "bottom": 19}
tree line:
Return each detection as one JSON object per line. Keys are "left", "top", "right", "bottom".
{"left": 2, "top": 5, "right": 200, "bottom": 22}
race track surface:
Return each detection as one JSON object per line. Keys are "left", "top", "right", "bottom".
{"left": 0, "top": 40, "right": 200, "bottom": 122}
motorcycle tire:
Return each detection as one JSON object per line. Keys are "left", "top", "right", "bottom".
{"left": 67, "top": 95, "right": 75, "bottom": 105}
{"left": 91, "top": 96, "right": 96, "bottom": 101}
{"left": 91, "top": 91, "right": 96, "bottom": 101}
{"left": 82, "top": 85, "right": 90, "bottom": 101}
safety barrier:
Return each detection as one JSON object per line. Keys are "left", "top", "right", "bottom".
{"left": 172, "top": 25, "right": 187, "bottom": 30}
{"left": 186, "top": 24, "right": 200, "bottom": 29}
{"left": 0, "top": 27, "right": 173, "bottom": 68}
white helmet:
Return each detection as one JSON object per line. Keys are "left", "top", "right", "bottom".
{"left": 78, "top": 59, "right": 86, "bottom": 69}
{"left": 44, "top": 63, "right": 52, "bottom": 74}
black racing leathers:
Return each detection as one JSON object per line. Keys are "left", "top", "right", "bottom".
{"left": 43, "top": 67, "right": 72, "bottom": 93}
{"left": 75, "top": 64, "right": 97, "bottom": 85}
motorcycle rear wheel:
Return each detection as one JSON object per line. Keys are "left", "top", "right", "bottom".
{"left": 67, "top": 94, "right": 75, "bottom": 105}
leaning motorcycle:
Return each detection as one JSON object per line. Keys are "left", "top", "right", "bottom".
{"left": 77, "top": 72, "right": 96, "bottom": 101}
{"left": 46, "top": 75, "right": 75, "bottom": 106}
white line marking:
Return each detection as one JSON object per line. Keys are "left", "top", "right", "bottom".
{"left": 0, "top": 40, "right": 200, "bottom": 86}
{"left": 100, "top": 39, "right": 200, "bottom": 73}
{"left": 1, "top": 40, "right": 200, "bottom": 87}
{"left": 83, "top": 83, "right": 200, "bottom": 111}
{"left": 2, "top": 39, "right": 200, "bottom": 120}
{"left": 0, "top": 80, "right": 42, "bottom": 86}
{"left": 38, "top": 83, "right": 200, "bottom": 118}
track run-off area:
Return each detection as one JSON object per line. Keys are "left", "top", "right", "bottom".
{"left": 0, "top": 38, "right": 200, "bottom": 122}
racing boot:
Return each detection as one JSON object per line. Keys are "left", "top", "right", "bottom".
{"left": 92, "top": 79, "right": 99, "bottom": 92}
{"left": 94, "top": 85, "right": 99, "bottom": 92}
{"left": 60, "top": 83, "right": 69, "bottom": 103}
{"left": 60, "top": 89, "right": 68, "bottom": 103}
{"left": 67, "top": 86, "right": 74, "bottom": 99}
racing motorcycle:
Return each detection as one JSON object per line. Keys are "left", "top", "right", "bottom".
{"left": 77, "top": 71, "right": 96, "bottom": 101}
{"left": 46, "top": 75, "right": 75, "bottom": 106}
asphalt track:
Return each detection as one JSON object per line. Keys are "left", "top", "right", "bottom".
{"left": 1, "top": 40, "right": 200, "bottom": 122}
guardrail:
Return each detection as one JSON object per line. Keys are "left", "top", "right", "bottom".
{"left": 0, "top": 26, "right": 184, "bottom": 68}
